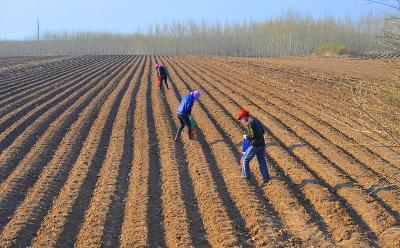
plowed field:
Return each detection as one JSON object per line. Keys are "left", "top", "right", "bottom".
{"left": 0, "top": 55, "right": 399, "bottom": 247}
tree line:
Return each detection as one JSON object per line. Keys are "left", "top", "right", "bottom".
{"left": 0, "top": 12, "right": 389, "bottom": 56}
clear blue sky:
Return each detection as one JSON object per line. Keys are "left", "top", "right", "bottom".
{"left": 0, "top": 0, "right": 388, "bottom": 40}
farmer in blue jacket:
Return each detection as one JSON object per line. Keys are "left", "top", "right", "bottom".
{"left": 238, "top": 109, "right": 270, "bottom": 183}
{"left": 175, "top": 90, "right": 201, "bottom": 141}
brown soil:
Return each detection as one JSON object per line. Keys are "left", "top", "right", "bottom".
{"left": 0, "top": 55, "right": 399, "bottom": 247}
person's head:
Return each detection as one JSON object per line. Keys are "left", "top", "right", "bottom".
{"left": 155, "top": 64, "right": 160, "bottom": 69}
{"left": 191, "top": 90, "right": 201, "bottom": 101}
{"left": 237, "top": 109, "right": 250, "bottom": 123}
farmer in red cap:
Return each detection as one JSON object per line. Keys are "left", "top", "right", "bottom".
{"left": 175, "top": 90, "right": 201, "bottom": 141}
{"left": 155, "top": 63, "right": 169, "bottom": 90}
{"left": 238, "top": 109, "right": 270, "bottom": 183}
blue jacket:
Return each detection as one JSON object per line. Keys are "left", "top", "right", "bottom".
{"left": 177, "top": 93, "right": 194, "bottom": 116}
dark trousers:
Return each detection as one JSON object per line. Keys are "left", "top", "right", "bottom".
{"left": 159, "top": 76, "right": 169, "bottom": 89}
{"left": 176, "top": 114, "right": 192, "bottom": 139}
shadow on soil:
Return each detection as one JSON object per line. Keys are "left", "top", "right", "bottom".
{"left": 101, "top": 56, "right": 144, "bottom": 247}
{"left": 157, "top": 56, "right": 211, "bottom": 248}
{"left": 54, "top": 57, "right": 135, "bottom": 247}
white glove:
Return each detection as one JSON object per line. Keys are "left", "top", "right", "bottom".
{"left": 243, "top": 134, "right": 248, "bottom": 140}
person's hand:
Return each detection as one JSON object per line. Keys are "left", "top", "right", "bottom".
{"left": 243, "top": 134, "right": 248, "bottom": 140}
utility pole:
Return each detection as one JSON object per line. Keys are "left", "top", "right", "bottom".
{"left": 37, "top": 17, "right": 40, "bottom": 42}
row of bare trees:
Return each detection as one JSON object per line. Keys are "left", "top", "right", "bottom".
{"left": 0, "top": 12, "right": 389, "bottom": 56}
{"left": 372, "top": 0, "right": 400, "bottom": 51}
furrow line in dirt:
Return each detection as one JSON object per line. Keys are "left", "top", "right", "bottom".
{"left": 160, "top": 56, "right": 282, "bottom": 247}
{"left": 0, "top": 56, "right": 96, "bottom": 96}
{"left": 149, "top": 56, "right": 205, "bottom": 247}
{"left": 120, "top": 56, "right": 166, "bottom": 247}
{"left": 98, "top": 55, "right": 145, "bottom": 247}
{"left": 178, "top": 57, "right": 400, "bottom": 245}
{"left": 29, "top": 56, "right": 140, "bottom": 248}
{"left": 0, "top": 56, "right": 80, "bottom": 87}
{"left": 0, "top": 55, "right": 119, "bottom": 134}
{"left": 202, "top": 56, "right": 400, "bottom": 163}
{"left": 0, "top": 56, "right": 118, "bottom": 138}
{"left": 0, "top": 55, "right": 118, "bottom": 132}
{"left": 172, "top": 56, "right": 376, "bottom": 246}
{"left": 237, "top": 58, "right": 400, "bottom": 155}
{"left": 232, "top": 58, "right": 399, "bottom": 110}
{"left": 189, "top": 56, "right": 400, "bottom": 171}
{"left": 0, "top": 56, "right": 128, "bottom": 182}
{"left": 0, "top": 56, "right": 112, "bottom": 111}
{"left": 50, "top": 56, "right": 141, "bottom": 247}
{"left": 0, "top": 56, "right": 139, "bottom": 248}
{"left": 0, "top": 56, "right": 100, "bottom": 87}
{"left": 0, "top": 56, "right": 73, "bottom": 79}
{"left": 190, "top": 57, "right": 400, "bottom": 184}
{"left": 167, "top": 57, "right": 338, "bottom": 247}
{"left": 0, "top": 56, "right": 135, "bottom": 233}
{"left": 145, "top": 57, "right": 167, "bottom": 248}
{"left": 74, "top": 56, "right": 145, "bottom": 247}
{"left": 0, "top": 55, "right": 116, "bottom": 119}
{"left": 181, "top": 58, "right": 400, "bottom": 216}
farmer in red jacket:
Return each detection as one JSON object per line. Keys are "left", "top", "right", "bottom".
{"left": 155, "top": 64, "right": 169, "bottom": 90}
{"left": 238, "top": 109, "right": 270, "bottom": 183}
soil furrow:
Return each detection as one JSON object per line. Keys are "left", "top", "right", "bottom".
{"left": 29, "top": 56, "right": 138, "bottom": 248}
{"left": 0, "top": 56, "right": 112, "bottom": 115}
{"left": 161, "top": 56, "right": 284, "bottom": 247}
{"left": 0, "top": 56, "right": 115, "bottom": 124}
{"left": 99, "top": 57, "right": 146, "bottom": 247}
{"left": 203, "top": 56, "right": 400, "bottom": 166}
{"left": 168, "top": 56, "right": 339, "bottom": 246}
{"left": 120, "top": 56, "right": 164, "bottom": 247}
{"left": 145, "top": 57, "right": 167, "bottom": 248}
{"left": 0, "top": 56, "right": 82, "bottom": 88}
{"left": 0, "top": 56, "right": 94, "bottom": 97}
{"left": 181, "top": 58, "right": 400, "bottom": 216}
{"left": 74, "top": 56, "right": 145, "bottom": 247}
{"left": 0, "top": 55, "right": 397, "bottom": 247}
{"left": 0, "top": 56, "right": 137, "bottom": 248}
{"left": 0, "top": 56, "right": 127, "bottom": 182}
{"left": 172, "top": 56, "right": 375, "bottom": 246}
{"left": 0, "top": 57, "right": 94, "bottom": 101}
{"left": 0, "top": 56, "right": 134, "bottom": 232}
{"left": 0, "top": 56, "right": 101, "bottom": 85}
{"left": 177, "top": 57, "right": 400, "bottom": 245}
{"left": 149, "top": 56, "right": 203, "bottom": 247}
{"left": 0, "top": 56, "right": 120, "bottom": 132}
{"left": 53, "top": 56, "right": 140, "bottom": 247}
{"left": 188, "top": 57, "right": 400, "bottom": 189}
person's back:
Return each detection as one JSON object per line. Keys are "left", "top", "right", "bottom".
{"left": 158, "top": 65, "right": 168, "bottom": 78}
{"left": 175, "top": 91, "right": 201, "bottom": 141}
{"left": 177, "top": 94, "right": 194, "bottom": 116}
{"left": 155, "top": 64, "right": 169, "bottom": 89}
{"left": 247, "top": 117, "right": 265, "bottom": 147}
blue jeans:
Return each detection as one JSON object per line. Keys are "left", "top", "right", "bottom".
{"left": 242, "top": 146, "right": 270, "bottom": 181}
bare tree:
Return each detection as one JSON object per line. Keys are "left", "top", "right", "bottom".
{"left": 366, "top": 0, "right": 400, "bottom": 51}
{"left": 0, "top": 12, "right": 386, "bottom": 57}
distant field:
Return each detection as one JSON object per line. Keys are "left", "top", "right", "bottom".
{"left": 0, "top": 55, "right": 399, "bottom": 247}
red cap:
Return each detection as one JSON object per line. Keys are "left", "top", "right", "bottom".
{"left": 237, "top": 109, "right": 249, "bottom": 120}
